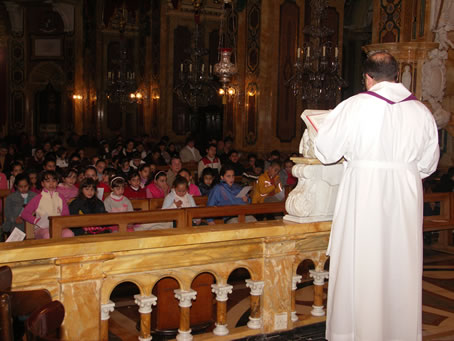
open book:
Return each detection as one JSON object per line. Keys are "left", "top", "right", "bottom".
{"left": 301, "top": 109, "right": 331, "bottom": 134}
{"left": 300, "top": 109, "right": 331, "bottom": 158}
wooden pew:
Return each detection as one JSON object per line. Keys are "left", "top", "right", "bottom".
{"left": 130, "top": 196, "right": 208, "bottom": 211}
{"left": 423, "top": 192, "right": 454, "bottom": 250}
{"left": 24, "top": 200, "right": 285, "bottom": 239}
{"left": 48, "top": 209, "right": 186, "bottom": 239}
{"left": 0, "top": 189, "right": 11, "bottom": 224}
{"left": 25, "top": 197, "right": 210, "bottom": 239}
{"left": 185, "top": 202, "right": 286, "bottom": 226}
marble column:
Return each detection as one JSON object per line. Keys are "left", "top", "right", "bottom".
{"left": 309, "top": 270, "right": 329, "bottom": 316}
{"left": 134, "top": 294, "right": 158, "bottom": 341}
{"left": 291, "top": 275, "right": 303, "bottom": 322}
{"left": 174, "top": 289, "right": 197, "bottom": 341}
{"left": 100, "top": 301, "right": 115, "bottom": 341}
{"left": 211, "top": 284, "right": 233, "bottom": 336}
{"left": 245, "top": 279, "right": 265, "bottom": 329}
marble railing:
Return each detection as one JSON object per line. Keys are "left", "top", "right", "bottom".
{"left": 0, "top": 219, "right": 331, "bottom": 341}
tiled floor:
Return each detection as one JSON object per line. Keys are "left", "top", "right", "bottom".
{"left": 109, "top": 249, "right": 454, "bottom": 341}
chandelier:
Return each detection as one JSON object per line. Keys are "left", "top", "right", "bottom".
{"left": 286, "top": 0, "right": 346, "bottom": 108}
{"left": 105, "top": 3, "right": 143, "bottom": 109}
{"left": 173, "top": 20, "right": 218, "bottom": 112}
{"left": 214, "top": 0, "right": 237, "bottom": 97}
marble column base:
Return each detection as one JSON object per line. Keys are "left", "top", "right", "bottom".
{"left": 138, "top": 336, "right": 152, "bottom": 341}
{"left": 213, "top": 323, "right": 229, "bottom": 336}
{"left": 176, "top": 329, "right": 193, "bottom": 341}
{"left": 311, "top": 304, "right": 325, "bottom": 317}
{"left": 247, "top": 317, "right": 262, "bottom": 329}
{"left": 291, "top": 311, "right": 299, "bottom": 322}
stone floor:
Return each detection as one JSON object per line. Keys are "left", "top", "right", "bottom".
{"left": 233, "top": 322, "right": 326, "bottom": 341}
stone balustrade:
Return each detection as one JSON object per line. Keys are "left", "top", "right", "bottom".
{"left": 0, "top": 219, "right": 331, "bottom": 340}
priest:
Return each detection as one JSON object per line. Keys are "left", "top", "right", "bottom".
{"left": 315, "top": 51, "right": 439, "bottom": 340}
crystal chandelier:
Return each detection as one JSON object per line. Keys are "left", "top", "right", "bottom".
{"left": 173, "top": 1, "right": 219, "bottom": 112}
{"left": 105, "top": 2, "right": 143, "bottom": 109}
{"left": 286, "top": 0, "right": 346, "bottom": 108}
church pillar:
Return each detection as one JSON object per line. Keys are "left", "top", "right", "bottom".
{"left": 100, "top": 300, "right": 115, "bottom": 341}
{"left": 174, "top": 289, "right": 197, "bottom": 341}
{"left": 134, "top": 294, "right": 157, "bottom": 341}
{"left": 309, "top": 270, "right": 329, "bottom": 316}
{"left": 291, "top": 275, "right": 302, "bottom": 322}
{"left": 211, "top": 283, "right": 233, "bottom": 336}
{"left": 245, "top": 279, "right": 264, "bottom": 329}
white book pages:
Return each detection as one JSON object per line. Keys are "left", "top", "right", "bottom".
{"left": 301, "top": 109, "right": 331, "bottom": 134}
{"left": 6, "top": 227, "right": 26, "bottom": 242}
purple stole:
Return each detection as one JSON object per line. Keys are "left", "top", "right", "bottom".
{"left": 363, "top": 91, "right": 417, "bottom": 104}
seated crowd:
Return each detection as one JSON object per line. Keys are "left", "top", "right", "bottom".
{"left": 0, "top": 134, "right": 299, "bottom": 240}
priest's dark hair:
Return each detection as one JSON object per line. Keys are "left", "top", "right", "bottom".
{"left": 363, "top": 51, "right": 399, "bottom": 82}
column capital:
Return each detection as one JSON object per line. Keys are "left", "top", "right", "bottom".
{"left": 245, "top": 279, "right": 265, "bottom": 296}
{"left": 174, "top": 289, "right": 197, "bottom": 308}
{"left": 101, "top": 300, "right": 115, "bottom": 321}
{"left": 292, "top": 275, "right": 303, "bottom": 290}
{"left": 211, "top": 284, "right": 233, "bottom": 302}
{"left": 134, "top": 294, "right": 157, "bottom": 314}
{"left": 309, "top": 270, "right": 329, "bottom": 286}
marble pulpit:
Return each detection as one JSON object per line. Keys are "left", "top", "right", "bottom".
{"left": 284, "top": 110, "right": 344, "bottom": 223}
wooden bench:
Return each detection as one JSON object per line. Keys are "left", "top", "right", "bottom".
{"left": 184, "top": 202, "right": 286, "bottom": 226}
{"left": 24, "top": 201, "right": 286, "bottom": 240}
{"left": 130, "top": 196, "right": 208, "bottom": 211}
{"left": 0, "top": 189, "right": 11, "bottom": 224}
{"left": 423, "top": 192, "right": 454, "bottom": 250}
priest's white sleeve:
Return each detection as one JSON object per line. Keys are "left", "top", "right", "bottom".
{"left": 314, "top": 100, "right": 350, "bottom": 164}
{"left": 417, "top": 112, "right": 440, "bottom": 179}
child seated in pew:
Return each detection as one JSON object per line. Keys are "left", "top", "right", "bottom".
{"left": 138, "top": 164, "right": 151, "bottom": 189}
{"left": 198, "top": 167, "right": 216, "bottom": 196}
{"left": 21, "top": 170, "right": 74, "bottom": 239}
{"left": 123, "top": 171, "right": 146, "bottom": 199}
{"left": 162, "top": 176, "right": 197, "bottom": 209}
{"left": 251, "top": 161, "right": 283, "bottom": 204}
{"left": 162, "top": 176, "right": 201, "bottom": 226}
{"left": 57, "top": 168, "right": 78, "bottom": 203}
{"left": 27, "top": 169, "right": 40, "bottom": 194}
{"left": 177, "top": 168, "right": 201, "bottom": 196}
{"left": 2, "top": 173, "right": 38, "bottom": 234}
{"left": 207, "top": 165, "right": 256, "bottom": 224}
{"left": 97, "top": 167, "right": 116, "bottom": 197}
{"left": 242, "top": 159, "right": 264, "bottom": 186}
{"left": 68, "top": 178, "right": 114, "bottom": 235}
{"left": 146, "top": 170, "right": 169, "bottom": 198}
{"left": 103, "top": 176, "right": 133, "bottom": 213}
{"left": 279, "top": 158, "right": 297, "bottom": 187}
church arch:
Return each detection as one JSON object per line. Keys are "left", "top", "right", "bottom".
{"left": 190, "top": 269, "right": 220, "bottom": 285}
{"left": 102, "top": 278, "right": 144, "bottom": 303}
{"left": 296, "top": 259, "right": 316, "bottom": 280}
{"left": 226, "top": 266, "right": 254, "bottom": 282}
